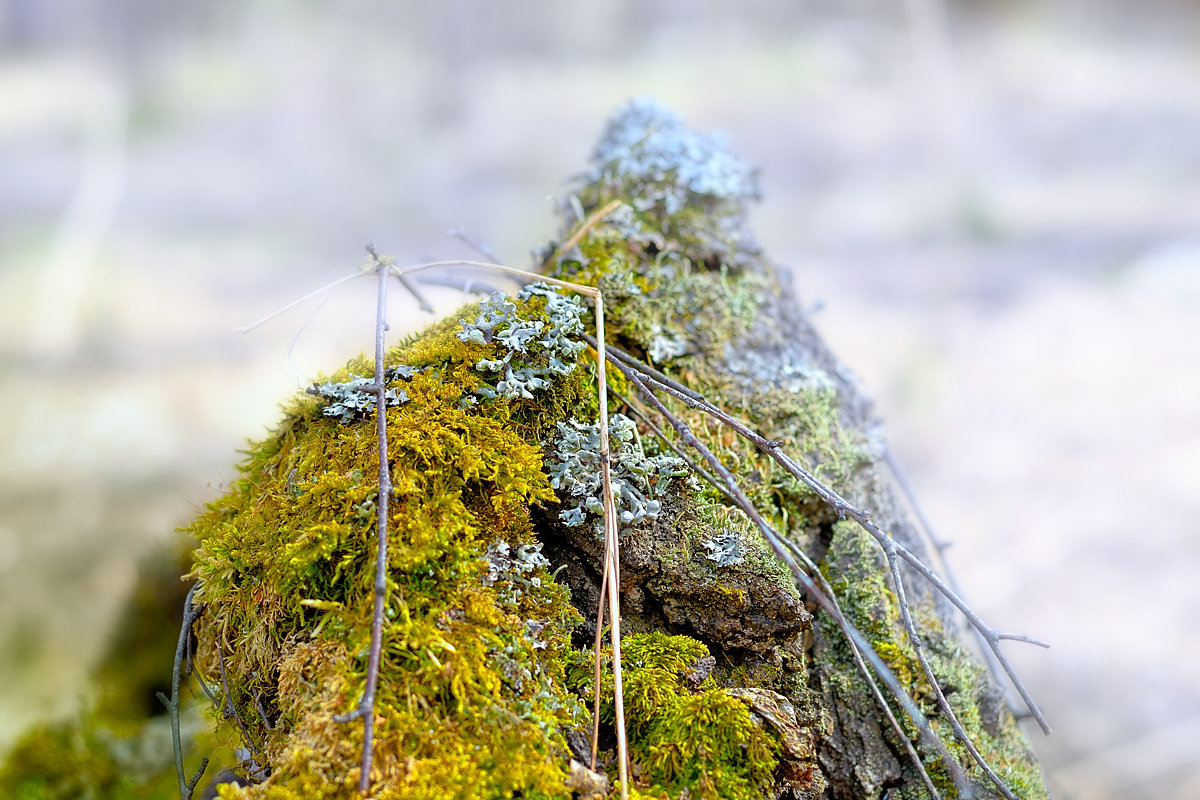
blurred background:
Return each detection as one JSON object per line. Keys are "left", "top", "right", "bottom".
{"left": 1, "top": 1, "right": 1198, "bottom": 797}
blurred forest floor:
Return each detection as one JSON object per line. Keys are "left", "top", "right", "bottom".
{"left": 0, "top": 2, "right": 1198, "bottom": 799}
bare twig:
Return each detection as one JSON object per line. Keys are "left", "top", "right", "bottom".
{"left": 560, "top": 199, "right": 624, "bottom": 255}
{"left": 598, "top": 338, "right": 1056, "bottom": 796}
{"left": 158, "top": 585, "right": 210, "bottom": 800}
{"left": 596, "top": 338, "right": 1050, "bottom": 734}
{"left": 592, "top": 292, "right": 631, "bottom": 794}
{"left": 589, "top": 552, "right": 610, "bottom": 771}
{"left": 887, "top": 550, "right": 1018, "bottom": 799}
{"left": 415, "top": 272, "right": 503, "bottom": 296}
{"left": 884, "top": 449, "right": 1038, "bottom": 724}
{"left": 610, "top": 360, "right": 975, "bottom": 796}
{"left": 332, "top": 251, "right": 394, "bottom": 794}
{"left": 235, "top": 272, "right": 366, "bottom": 334}
{"left": 786, "top": 537, "right": 943, "bottom": 800}
{"left": 447, "top": 226, "right": 501, "bottom": 264}
{"left": 616, "top": 390, "right": 729, "bottom": 497}
{"left": 216, "top": 644, "right": 261, "bottom": 758}
{"left": 618, "top": 388, "right": 942, "bottom": 799}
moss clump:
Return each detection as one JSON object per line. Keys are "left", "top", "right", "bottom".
{"left": 570, "top": 632, "right": 780, "bottom": 800}
{"left": 185, "top": 289, "right": 598, "bottom": 798}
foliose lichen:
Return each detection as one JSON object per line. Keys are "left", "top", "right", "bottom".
{"left": 587, "top": 97, "right": 760, "bottom": 214}
{"left": 457, "top": 282, "right": 587, "bottom": 402}
{"left": 702, "top": 529, "right": 744, "bottom": 567}
{"left": 547, "top": 413, "right": 690, "bottom": 529}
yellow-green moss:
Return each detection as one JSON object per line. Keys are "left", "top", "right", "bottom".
{"left": 3, "top": 102, "right": 1048, "bottom": 800}
{"left": 186, "top": 292, "right": 599, "bottom": 799}
{"left": 569, "top": 632, "right": 779, "bottom": 800}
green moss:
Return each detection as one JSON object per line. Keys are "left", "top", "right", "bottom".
{"left": 570, "top": 632, "right": 779, "bottom": 800}
{"left": 184, "top": 290, "right": 600, "bottom": 799}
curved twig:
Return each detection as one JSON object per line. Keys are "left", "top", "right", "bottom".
{"left": 613, "top": 361, "right": 975, "bottom": 797}
{"left": 158, "top": 585, "right": 210, "bottom": 800}
{"left": 596, "top": 337, "right": 1050, "bottom": 735}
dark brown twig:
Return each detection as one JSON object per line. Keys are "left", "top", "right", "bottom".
{"left": 254, "top": 690, "right": 275, "bottom": 731}
{"left": 216, "top": 644, "right": 261, "bottom": 758}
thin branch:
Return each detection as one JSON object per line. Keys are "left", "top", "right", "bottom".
{"left": 235, "top": 271, "right": 366, "bottom": 334}
{"left": 771, "top": 530, "right": 944, "bottom": 799}
{"left": 636, "top": 410, "right": 944, "bottom": 800}
{"left": 616, "top": 390, "right": 730, "bottom": 499}
{"left": 254, "top": 690, "right": 275, "bottom": 731}
{"left": 887, "top": 548, "right": 1019, "bottom": 800}
{"left": 216, "top": 644, "right": 261, "bottom": 758}
{"left": 885, "top": 444, "right": 1053, "bottom": 732}
{"left": 595, "top": 338, "right": 1051, "bottom": 736}
{"left": 158, "top": 585, "right": 209, "bottom": 800}
{"left": 559, "top": 199, "right": 624, "bottom": 255}
{"left": 332, "top": 253, "right": 394, "bottom": 794}
{"left": 415, "top": 272, "right": 504, "bottom": 296}
{"left": 391, "top": 260, "right": 598, "bottom": 298}
{"left": 184, "top": 610, "right": 219, "bottom": 709}
{"left": 446, "top": 226, "right": 501, "bottom": 264}
{"left": 592, "top": 293, "right": 631, "bottom": 797}
{"left": 589, "top": 553, "right": 610, "bottom": 771}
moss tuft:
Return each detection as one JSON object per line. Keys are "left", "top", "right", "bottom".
{"left": 570, "top": 632, "right": 779, "bottom": 800}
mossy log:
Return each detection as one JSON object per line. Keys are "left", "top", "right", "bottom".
{"left": 0, "top": 101, "right": 1048, "bottom": 800}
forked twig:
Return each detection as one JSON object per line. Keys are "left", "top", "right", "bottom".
{"left": 597, "top": 340, "right": 1050, "bottom": 721}
{"left": 329, "top": 250, "right": 396, "bottom": 793}
{"left": 884, "top": 449, "right": 1027, "bottom": 717}
{"left": 616, "top": 388, "right": 943, "bottom": 800}
{"left": 159, "top": 585, "right": 210, "bottom": 800}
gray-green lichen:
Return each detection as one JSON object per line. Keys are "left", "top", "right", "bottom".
{"left": 547, "top": 413, "right": 690, "bottom": 529}
{"left": 587, "top": 97, "right": 760, "bottom": 214}
{"left": 458, "top": 282, "right": 587, "bottom": 402}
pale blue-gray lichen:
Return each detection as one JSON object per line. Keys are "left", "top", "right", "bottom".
{"left": 547, "top": 413, "right": 691, "bottom": 530}
{"left": 587, "top": 97, "right": 760, "bottom": 214}
{"left": 483, "top": 539, "right": 553, "bottom": 596}
{"left": 307, "top": 374, "right": 410, "bottom": 422}
{"left": 457, "top": 283, "right": 587, "bottom": 401}
{"left": 702, "top": 529, "right": 745, "bottom": 567}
